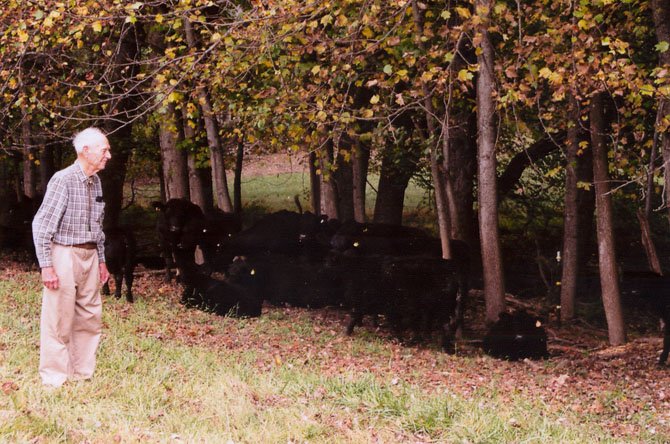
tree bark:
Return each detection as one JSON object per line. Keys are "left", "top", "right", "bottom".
{"left": 181, "top": 105, "right": 211, "bottom": 212}
{"left": 476, "top": 0, "right": 506, "bottom": 323}
{"left": 447, "top": 116, "right": 478, "bottom": 249}
{"left": 309, "top": 151, "right": 321, "bottom": 215}
{"left": 318, "top": 139, "right": 340, "bottom": 219}
{"left": 183, "top": 17, "right": 233, "bottom": 212}
{"left": 351, "top": 139, "right": 369, "bottom": 222}
{"left": 412, "top": 0, "right": 452, "bottom": 258}
{"left": 560, "top": 97, "right": 581, "bottom": 322}
{"left": 334, "top": 144, "right": 354, "bottom": 221}
{"left": 21, "top": 113, "right": 36, "bottom": 199}
{"left": 100, "top": 22, "right": 142, "bottom": 227}
{"left": 590, "top": 91, "right": 626, "bottom": 346}
{"left": 38, "top": 139, "right": 54, "bottom": 195}
{"left": 651, "top": 0, "right": 670, "bottom": 227}
{"left": 373, "top": 146, "right": 412, "bottom": 225}
{"left": 159, "top": 102, "right": 189, "bottom": 200}
{"left": 233, "top": 140, "right": 244, "bottom": 214}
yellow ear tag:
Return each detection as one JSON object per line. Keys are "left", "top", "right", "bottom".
{"left": 535, "top": 320, "right": 542, "bottom": 328}
{"left": 353, "top": 241, "right": 360, "bottom": 248}
{"left": 250, "top": 269, "right": 256, "bottom": 276}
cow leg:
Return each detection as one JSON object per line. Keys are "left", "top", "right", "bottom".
{"left": 113, "top": 273, "right": 123, "bottom": 299}
{"left": 125, "top": 268, "right": 135, "bottom": 303}
{"left": 346, "top": 310, "right": 363, "bottom": 336}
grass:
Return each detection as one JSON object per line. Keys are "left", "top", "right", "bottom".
{"left": 1, "top": 265, "right": 668, "bottom": 443}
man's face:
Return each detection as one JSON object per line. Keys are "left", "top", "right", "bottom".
{"left": 84, "top": 140, "right": 111, "bottom": 173}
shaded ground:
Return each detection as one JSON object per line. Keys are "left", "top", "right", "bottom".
{"left": 2, "top": 257, "right": 669, "bottom": 441}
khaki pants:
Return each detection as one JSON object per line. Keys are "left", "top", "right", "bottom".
{"left": 39, "top": 244, "right": 102, "bottom": 386}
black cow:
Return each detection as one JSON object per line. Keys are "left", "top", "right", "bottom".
{"left": 215, "top": 210, "right": 331, "bottom": 269}
{"left": 329, "top": 252, "right": 468, "bottom": 352}
{"left": 177, "top": 253, "right": 262, "bottom": 318}
{"left": 621, "top": 271, "right": 670, "bottom": 366}
{"left": 1, "top": 194, "right": 43, "bottom": 260}
{"left": 102, "top": 226, "right": 136, "bottom": 303}
{"left": 483, "top": 310, "right": 549, "bottom": 361}
{"left": 234, "top": 253, "right": 343, "bottom": 308}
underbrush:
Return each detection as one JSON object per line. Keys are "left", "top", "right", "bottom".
{"left": 1, "top": 262, "right": 668, "bottom": 443}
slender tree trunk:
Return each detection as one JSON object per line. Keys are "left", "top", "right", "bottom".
{"left": 448, "top": 116, "right": 478, "bottom": 249}
{"left": 21, "top": 113, "right": 36, "bottom": 198}
{"left": 159, "top": 102, "right": 189, "bottom": 200}
{"left": 590, "top": 91, "right": 626, "bottom": 346}
{"left": 639, "top": 111, "right": 662, "bottom": 275}
{"left": 38, "top": 139, "right": 54, "bottom": 195}
{"left": 100, "top": 22, "right": 141, "bottom": 227}
{"left": 651, "top": 0, "right": 670, "bottom": 227}
{"left": 182, "top": 106, "right": 209, "bottom": 212}
{"left": 309, "top": 151, "right": 321, "bottom": 215}
{"left": 412, "top": 0, "right": 452, "bottom": 258}
{"left": 560, "top": 97, "right": 581, "bottom": 322}
{"left": 476, "top": 0, "right": 506, "bottom": 323}
{"left": 183, "top": 17, "right": 233, "bottom": 212}
{"left": 352, "top": 140, "right": 369, "bottom": 222}
{"left": 234, "top": 140, "right": 244, "bottom": 214}
{"left": 336, "top": 155, "right": 354, "bottom": 221}
{"left": 318, "top": 139, "right": 339, "bottom": 219}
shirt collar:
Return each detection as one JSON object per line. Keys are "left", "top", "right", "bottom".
{"left": 74, "top": 160, "right": 93, "bottom": 183}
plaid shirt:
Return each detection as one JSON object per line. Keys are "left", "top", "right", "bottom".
{"left": 32, "top": 161, "right": 106, "bottom": 268}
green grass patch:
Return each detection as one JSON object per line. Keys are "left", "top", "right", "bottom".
{"left": 1, "top": 266, "right": 666, "bottom": 442}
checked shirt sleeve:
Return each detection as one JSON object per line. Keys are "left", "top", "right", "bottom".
{"left": 32, "top": 175, "right": 68, "bottom": 268}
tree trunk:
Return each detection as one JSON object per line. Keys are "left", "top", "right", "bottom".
{"left": 412, "top": 0, "right": 452, "bottom": 258}
{"left": 651, "top": 0, "right": 670, "bottom": 227}
{"left": 476, "top": 0, "right": 506, "bottom": 323}
{"left": 373, "top": 148, "right": 411, "bottom": 225}
{"left": 183, "top": 17, "right": 233, "bottom": 212}
{"left": 21, "top": 113, "right": 36, "bottom": 198}
{"left": 334, "top": 147, "right": 354, "bottom": 222}
{"left": 590, "top": 91, "right": 626, "bottom": 346}
{"left": 182, "top": 106, "right": 210, "bottom": 212}
{"left": 309, "top": 151, "right": 321, "bottom": 215}
{"left": 560, "top": 97, "right": 581, "bottom": 322}
{"left": 448, "top": 116, "right": 478, "bottom": 249}
{"left": 38, "top": 139, "right": 54, "bottom": 195}
{"left": 234, "top": 140, "right": 244, "bottom": 214}
{"left": 352, "top": 139, "right": 369, "bottom": 222}
{"left": 99, "top": 22, "right": 141, "bottom": 227}
{"left": 318, "top": 139, "right": 339, "bottom": 219}
{"left": 159, "top": 102, "right": 189, "bottom": 200}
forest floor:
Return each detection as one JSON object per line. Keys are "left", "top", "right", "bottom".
{"left": 1, "top": 257, "right": 668, "bottom": 442}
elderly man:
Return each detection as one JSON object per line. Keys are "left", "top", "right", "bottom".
{"left": 32, "top": 127, "right": 111, "bottom": 387}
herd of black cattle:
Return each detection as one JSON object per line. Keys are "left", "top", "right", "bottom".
{"left": 0, "top": 195, "right": 668, "bottom": 364}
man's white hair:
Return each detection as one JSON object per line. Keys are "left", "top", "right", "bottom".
{"left": 72, "top": 127, "right": 107, "bottom": 153}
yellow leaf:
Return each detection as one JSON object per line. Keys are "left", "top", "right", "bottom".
{"left": 92, "top": 21, "right": 102, "bottom": 33}
{"left": 362, "top": 27, "right": 374, "bottom": 39}
{"left": 421, "top": 71, "right": 434, "bottom": 82}
{"left": 361, "top": 109, "right": 374, "bottom": 118}
{"left": 311, "top": 65, "right": 321, "bottom": 75}
{"left": 539, "top": 67, "right": 552, "bottom": 79}
{"left": 455, "top": 7, "right": 471, "bottom": 18}
{"left": 369, "top": 95, "right": 380, "bottom": 104}
{"left": 155, "top": 14, "right": 164, "bottom": 24}
{"left": 457, "top": 69, "right": 472, "bottom": 82}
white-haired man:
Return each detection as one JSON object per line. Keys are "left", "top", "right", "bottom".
{"left": 32, "top": 127, "right": 111, "bottom": 387}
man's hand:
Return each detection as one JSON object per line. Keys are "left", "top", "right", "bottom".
{"left": 99, "top": 262, "right": 109, "bottom": 285}
{"left": 41, "top": 267, "right": 59, "bottom": 290}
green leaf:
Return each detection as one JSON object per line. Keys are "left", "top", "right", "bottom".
{"left": 656, "top": 41, "right": 669, "bottom": 53}
{"left": 383, "top": 64, "right": 393, "bottom": 75}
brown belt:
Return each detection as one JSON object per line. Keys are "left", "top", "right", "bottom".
{"left": 71, "top": 242, "right": 98, "bottom": 250}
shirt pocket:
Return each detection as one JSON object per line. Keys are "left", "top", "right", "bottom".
{"left": 93, "top": 201, "right": 105, "bottom": 225}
